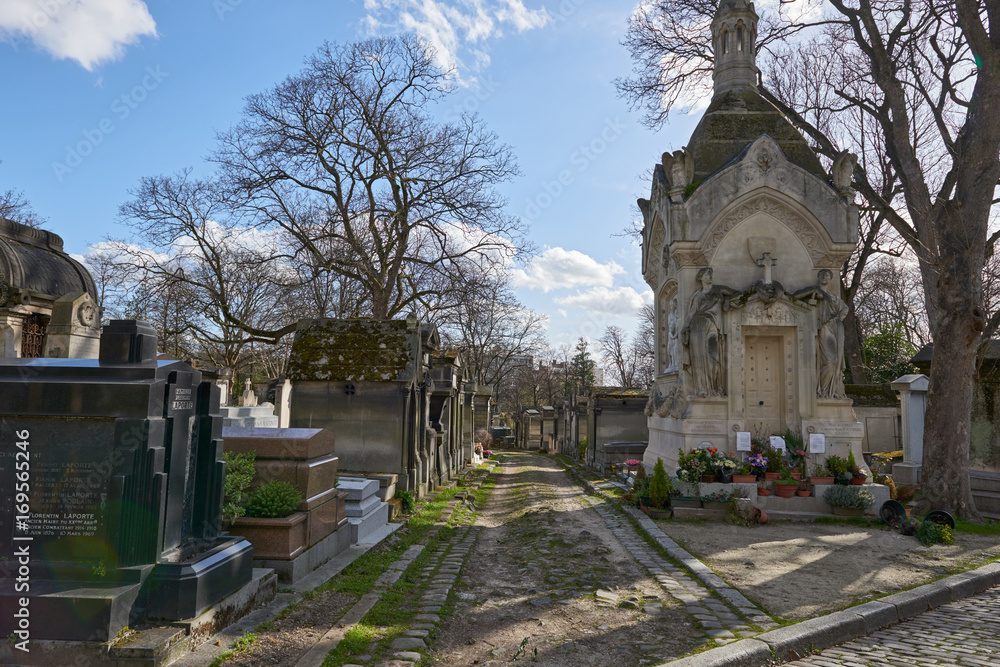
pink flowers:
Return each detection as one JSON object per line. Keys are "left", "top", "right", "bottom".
{"left": 625, "top": 459, "right": 642, "bottom": 467}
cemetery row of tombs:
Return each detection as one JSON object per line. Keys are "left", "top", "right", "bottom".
{"left": 0, "top": 217, "right": 496, "bottom": 663}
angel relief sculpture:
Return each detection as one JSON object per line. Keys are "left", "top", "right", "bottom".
{"left": 794, "top": 269, "right": 848, "bottom": 398}
{"left": 682, "top": 268, "right": 740, "bottom": 397}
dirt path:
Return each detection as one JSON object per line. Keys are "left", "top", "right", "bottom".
{"left": 426, "top": 452, "right": 702, "bottom": 666}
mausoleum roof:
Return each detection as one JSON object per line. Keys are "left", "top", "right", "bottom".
{"left": 287, "top": 317, "right": 425, "bottom": 383}
{"left": 686, "top": 89, "right": 826, "bottom": 184}
{"left": 0, "top": 217, "right": 97, "bottom": 301}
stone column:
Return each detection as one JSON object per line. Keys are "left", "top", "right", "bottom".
{"left": 890, "top": 374, "right": 929, "bottom": 485}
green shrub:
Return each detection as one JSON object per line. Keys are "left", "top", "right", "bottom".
{"left": 826, "top": 454, "right": 851, "bottom": 477}
{"left": 245, "top": 481, "right": 303, "bottom": 518}
{"left": 578, "top": 437, "right": 588, "bottom": 460}
{"left": 823, "top": 485, "right": 874, "bottom": 509}
{"left": 649, "top": 458, "right": 671, "bottom": 509}
{"left": 396, "top": 490, "right": 415, "bottom": 514}
{"left": 916, "top": 520, "right": 955, "bottom": 546}
{"left": 222, "top": 451, "right": 256, "bottom": 524}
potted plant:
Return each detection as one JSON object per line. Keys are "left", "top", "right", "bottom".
{"left": 826, "top": 454, "right": 852, "bottom": 484}
{"left": 796, "top": 478, "right": 812, "bottom": 497}
{"left": 773, "top": 469, "right": 799, "bottom": 497}
{"left": 645, "top": 458, "right": 673, "bottom": 518}
{"left": 823, "top": 485, "right": 875, "bottom": 516}
{"left": 732, "top": 460, "right": 757, "bottom": 484}
{"left": 764, "top": 446, "right": 783, "bottom": 480}
{"left": 230, "top": 481, "right": 307, "bottom": 560}
{"left": 701, "top": 491, "right": 731, "bottom": 511}
{"left": 808, "top": 463, "right": 835, "bottom": 486}
{"left": 677, "top": 447, "right": 712, "bottom": 483}
{"left": 847, "top": 451, "right": 868, "bottom": 485}
{"left": 715, "top": 454, "right": 738, "bottom": 484}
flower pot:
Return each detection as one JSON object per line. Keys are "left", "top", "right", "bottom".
{"left": 850, "top": 476, "right": 868, "bottom": 485}
{"left": 701, "top": 474, "right": 718, "bottom": 483}
{"left": 756, "top": 509, "right": 769, "bottom": 524}
{"left": 790, "top": 472, "right": 802, "bottom": 480}
{"left": 773, "top": 483, "right": 798, "bottom": 498}
{"left": 230, "top": 512, "right": 308, "bottom": 560}
{"left": 757, "top": 488, "right": 771, "bottom": 496}
{"left": 809, "top": 476, "right": 835, "bottom": 486}
{"left": 732, "top": 474, "right": 757, "bottom": 483}
{"left": 796, "top": 490, "right": 811, "bottom": 497}
{"left": 716, "top": 470, "right": 733, "bottom": 484}
{"left": 643, "top": 506, "right": 672, "bottom": 519}
{"left": 832, "top": 506, "right": 866, "bottom": 517}
{"left": 764, "top": 472, "right": 780, "bottom": 480}
{"left": 639, "top": 495, "right": 652, "bottom": 510}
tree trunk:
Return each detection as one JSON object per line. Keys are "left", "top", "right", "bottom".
{"left": 843, "top": 304, "right": 867, "bottom": 385}
{"left": 920, "top": 219, "right": 983, "bottom": 520}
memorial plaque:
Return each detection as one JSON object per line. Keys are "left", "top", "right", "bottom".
{"left": 736, "top": 431, "right": 752, "bottom": 452}
{"left": 0, "top": 417, "right": 117, "bottom": 565}
{"left": 809, "top": 433, "right": 826, "bottom": 454}
{"left": 770, "top": 435, "right": 786, "bottom": 451}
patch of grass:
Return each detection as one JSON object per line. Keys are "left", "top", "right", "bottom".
{"left": 321, "top": 623, "right": 382, "bottom": 666}
{"left": 209, "top": 632, "right": 258, "bottom": 667}
{"left": 954, "top": 517, "right": 1000, "bottom": 535}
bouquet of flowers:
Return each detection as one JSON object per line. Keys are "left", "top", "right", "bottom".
{"left": 677, "top": 448, "right": 712, "bottom": 482}
{"left": 744, "top": 452, "right": 769, "bottom": 476}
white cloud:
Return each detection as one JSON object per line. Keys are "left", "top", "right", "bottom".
{"left": 0, "top": 0, "right": 156, "bottom": 70}
{"left": 554, "top": 286, "right": 652, "bottom": 316}
{"left": 512, "top": 247, "right": 624, "bottom": 292}
{"left": 363, "top": 0, "right": 549, "bottom": 79}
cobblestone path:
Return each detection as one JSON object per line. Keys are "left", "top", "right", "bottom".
{"left": 786, "top": 586, "right": 1000, "bottom": 667}
{"left": 406, "top": 452, "right": 780, "bottom": 666}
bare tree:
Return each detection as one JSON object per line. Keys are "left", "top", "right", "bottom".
{"left": 0, "top": 187, "right": 45, "bottom": 228}
{"left": 213, "top": 35, "right": 525, "bottom": 321}
{"left": 598, "top": 323, "right": 654, "bottom": 389}
{"left": 619, "top": 1, "right": 1000, "bottom": 517}
{"left": 438, "top": 266, "right": 547, "bottom": 387}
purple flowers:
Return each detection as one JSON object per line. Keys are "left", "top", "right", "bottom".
{"left": 745, "top": 453, "right": 769, "bottom": 475}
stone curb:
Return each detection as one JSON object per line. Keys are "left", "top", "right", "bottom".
{"left": 656, "top": 555, "right": 1000, "bottom": 666}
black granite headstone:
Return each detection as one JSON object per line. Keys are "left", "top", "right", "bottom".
{"left": 0, "top": 320, "right": 252, "bottom": 646}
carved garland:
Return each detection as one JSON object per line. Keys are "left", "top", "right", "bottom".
{"left": 701, "top": 195, "right": 828, "bottom": 264}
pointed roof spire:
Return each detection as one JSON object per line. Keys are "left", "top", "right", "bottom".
{"left": 712, "top": 0, "right": 759, "bottom": 96}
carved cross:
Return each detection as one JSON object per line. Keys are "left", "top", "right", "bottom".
{"left": 756, "top": 251, "right": 776, "bottom": 285}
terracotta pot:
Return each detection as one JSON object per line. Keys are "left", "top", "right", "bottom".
{"left": 796, "top": 490, "right": 811, "bottom": 497}
{"left": 756, "top": 509, "right": 769, "bottom": 524}
{"left": 809, "top": 476, "right": 835, "bottom": 485}
{"left": 757, "top": 488, "right": 772, "bottom": 496}
{"left": 850, "top": 476, "right": 868, "bottom": 485}
{"left": 732, "top": 474, "right": 757, "bottom": 483}
{"left": 773, "top": 483, "right": 798, "bottom": 498}
{"left": 764, "top": 472, "right": 781, "bottom": 480}
{"left": 791, "top": 472, "right": 802, "bottom": 480}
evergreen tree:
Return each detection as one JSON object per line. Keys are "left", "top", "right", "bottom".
{"left": 567, "top": 337, "right": 596, "bottom": 396}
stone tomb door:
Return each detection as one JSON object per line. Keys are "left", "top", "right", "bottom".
{"left": 744, "top": 333, "right": 785, "bottom": 435}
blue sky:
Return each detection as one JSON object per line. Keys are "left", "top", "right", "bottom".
{"left": 0, "top": 0, "right": 702, "bottom": 353}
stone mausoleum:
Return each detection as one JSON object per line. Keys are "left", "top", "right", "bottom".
{"left": 640, "top": 0, "right": 865, "bottom": 472}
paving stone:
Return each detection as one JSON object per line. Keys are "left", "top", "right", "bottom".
{"left": 391, "top": 637, "right": 427, "bottom": 650}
